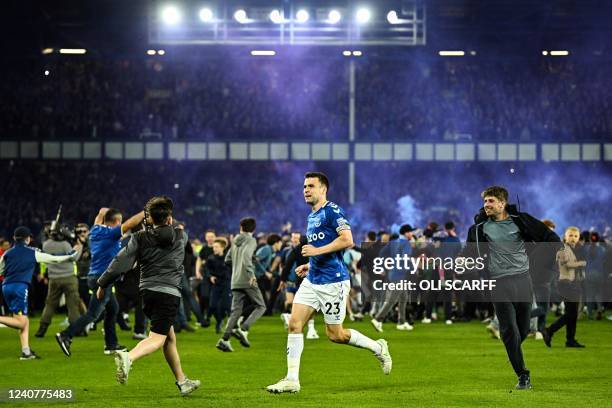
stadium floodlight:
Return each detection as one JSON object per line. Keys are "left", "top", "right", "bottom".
{"left": 251, "top": 50, "right": 276, "bottom": 56}
{"left": 438, "top": 50, "right": 465, "bottom": 56}
{"left": 161, "top": 5, "right": 181, "bottom": 25}
{"left": 550, "top": 50, "right": 569, "bottom": 56}
{"left": 41, "top": 48, "right": 54, "bottom": 55}
{"left": 327, "top": 10, "right": 342, "bottom": 24}
{"left": 295, "top": 9, "right": 309, "bottom": 23}
{"left": 234, "top": 9, "right": 249, "bottom": 23}
{"left": 356, "top": 8, "right": 371, "bottom": 24}
{"left": 387, "top": 10, "right": 400, "bottom": 24}
{"left": 44, "top": 70, "right": 50, "bottom": 76}
{"left": 157, "top": 49, "right": 166, "bottom": 55}
{"left": 352, "top": 50, "right": 363, "bottom": 56}
{"left": 146, "top": 49, "right": 156, "bottom": 55}
{"left": 542, "top": 50, "right": 549, "bottom": 55}
{"left": 342, "top": 50, "right": 352, "bottom": 56}
{"left": 270, "top": 9, "right": 286, "bottom": 24}
{"left": 199, "top": 8, "right": 214, "bottom": 22}
{"left": 59, "top": 48, "right": 87, "bottom": 54}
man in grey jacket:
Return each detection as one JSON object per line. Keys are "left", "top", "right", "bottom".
{"left": 94, "top": 196, "right": 200, "bottom": 396}
{"left": 36, "top": 231, "right": 83, "bottom": 337}
{"left": 216, "top": 217, "right": 266, "bottom": 352}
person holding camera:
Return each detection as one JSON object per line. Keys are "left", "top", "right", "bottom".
{"left": 35, "top": 225, "right": 83, "bottom": 337}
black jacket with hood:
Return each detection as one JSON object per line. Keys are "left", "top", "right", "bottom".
{"left": 462, "top": 204, "right": 561, "bottom": 281}
{"left": 98, "top": 225, "right": 187, "bottom": 297}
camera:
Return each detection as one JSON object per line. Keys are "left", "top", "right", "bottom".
{"left": 49, "top": 204, "right": 76, "bottom": 243}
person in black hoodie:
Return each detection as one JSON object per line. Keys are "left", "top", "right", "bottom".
{"left": 95, "top": 196, "right": 200, "bottom": 397}
{"left": 206, "top": 238, "right": 232, "bottom": 333}
{"left": 462, "top": 186, "right": 561, "bottom": 391}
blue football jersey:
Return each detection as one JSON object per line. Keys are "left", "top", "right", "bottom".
{"left": 306, "top": 201, "right": 351, "bottom": 284}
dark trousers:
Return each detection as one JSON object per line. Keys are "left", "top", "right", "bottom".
{"left": 492, "top": 273, "right": 533, "bottom": 377}
{"left": 209, "top": 282, "right": 231, "bottom": 326}
{"left": 549, "top": 301, "right": 578, "bottom": 342}
{"left": 530, "top": 282, "right": 551, "bottom": 333}
{"left": 266, "top": 276, "right": 282, "bottom": 314}
{"left": 197, "top": 279, "right": 211, "bottom": 320}
{"left": 65, "top": 276, "right": 119, "bottom": 347}
{"left": 78, "top": 278, "right": 91, "bottom": 308}
{"left": 181, "top": 273, "right": 203, "bottom": 323}
{"left": 548, "top": 281, "right": 582, "bottom": 342}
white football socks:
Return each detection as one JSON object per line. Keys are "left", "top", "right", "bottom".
{"left": 307, "top": 319, "right": 315, "bottom": 331}
{"left": 286, "top": 333, "right": 304, "bottom": 381}
{"left": 348, "top": 329, "right": 382, "bottom": 355}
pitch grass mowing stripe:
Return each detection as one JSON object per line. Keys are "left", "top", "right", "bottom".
{"left": 0, "top": 315, "right": 611, "bottom": 407}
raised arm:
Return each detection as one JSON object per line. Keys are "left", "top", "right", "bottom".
{"left": 121, "top": 211, "right": 145, "bottom": 235}
{"left": 94, "top": 208, "right": 110, "bottom": 226}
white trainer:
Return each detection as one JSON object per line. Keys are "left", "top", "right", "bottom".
{"left": 396, "top": 322, "right": 414, "bottom": 331}
{"left": 422, "top": 317, "right": 432, "bottom": 324}
{"left": 535, "top": 331, "right": 544, "bottom": 340}
{"left": 445, "top": 320, "right": 453, "bottom": 325}
{"left": 114, "top": 350, "right": 132, "bottom": 385}
{"left": 375, "top": 339, "right": 392, "bottom": 375}
{"left": 370, "top": 318, "right": 384, "bottom": 332}
{"left": 266, "top": 378, "right": 301, "bottom": 393}
{"left": 177, "top": 378, "right": 201, "bottom": 396}
{"left": 306, "top": 330, "right": 320, "bottom": 340}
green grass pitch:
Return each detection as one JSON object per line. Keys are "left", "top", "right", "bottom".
{"left": 1, "top": 315, "right": 611, "bottom": 407}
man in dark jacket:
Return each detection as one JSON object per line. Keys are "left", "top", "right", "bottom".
{"left": 462, "top": 186, "right": 560, "bottom": 391}
{"left": 93, "top": 197, "right": 200, "bottom": 396}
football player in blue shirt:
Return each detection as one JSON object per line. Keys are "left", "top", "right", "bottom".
{"left": 56, "top": 207, "right": 144, "bottom": 356}
{"left": 0, "top": 226, "right": 79, "bottom": 359}
{"left": 267, "top": 172, "right": 392, "bottom": 393}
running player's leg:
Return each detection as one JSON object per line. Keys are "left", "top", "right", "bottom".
{"left": 163, "top": 326, "right": 185, "bottom": 382}
{"left": 287, "top": 302, "right": 316, "bottom": 371}
{"left": 129, "top": 332, "right": 166, "bottom": 361}
{"left": 268, "top": 280, "right": 317, "bottom": 393}
{"left": 321, "top": 281, "right": 392, "bottom": 374}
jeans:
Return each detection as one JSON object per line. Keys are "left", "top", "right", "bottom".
{"left": 181, "top": 273, "right": 203, "bottom": 323}
{"left": 65, "top": 276, "right": 119, "bottom": 347}
{"left": 530, "top": 282, "right": 551, "bottom": 333}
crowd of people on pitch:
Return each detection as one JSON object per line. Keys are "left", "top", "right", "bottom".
{"left": 2, "top": 217, "right": 611, "bottom": 348}
{"left": 1, "top": 57, "right": 608, "bottom": 142}
{"left": 3, "top": 160, "right": 611, "bottom": 249}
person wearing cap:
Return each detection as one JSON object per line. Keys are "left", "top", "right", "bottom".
{"left": 0, "top": 226, "right": 79, "bottom": 360}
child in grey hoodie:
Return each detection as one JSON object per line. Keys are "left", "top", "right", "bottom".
{"left": 216, "top": 217, "right": 266, "bottom": 352}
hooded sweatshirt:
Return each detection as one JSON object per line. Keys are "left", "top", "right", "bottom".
{"left": 97, "top": 225, "right": 187, "bottom": 297}
{"left": 225, "top": 232, "right": 257, "bottom": 289}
